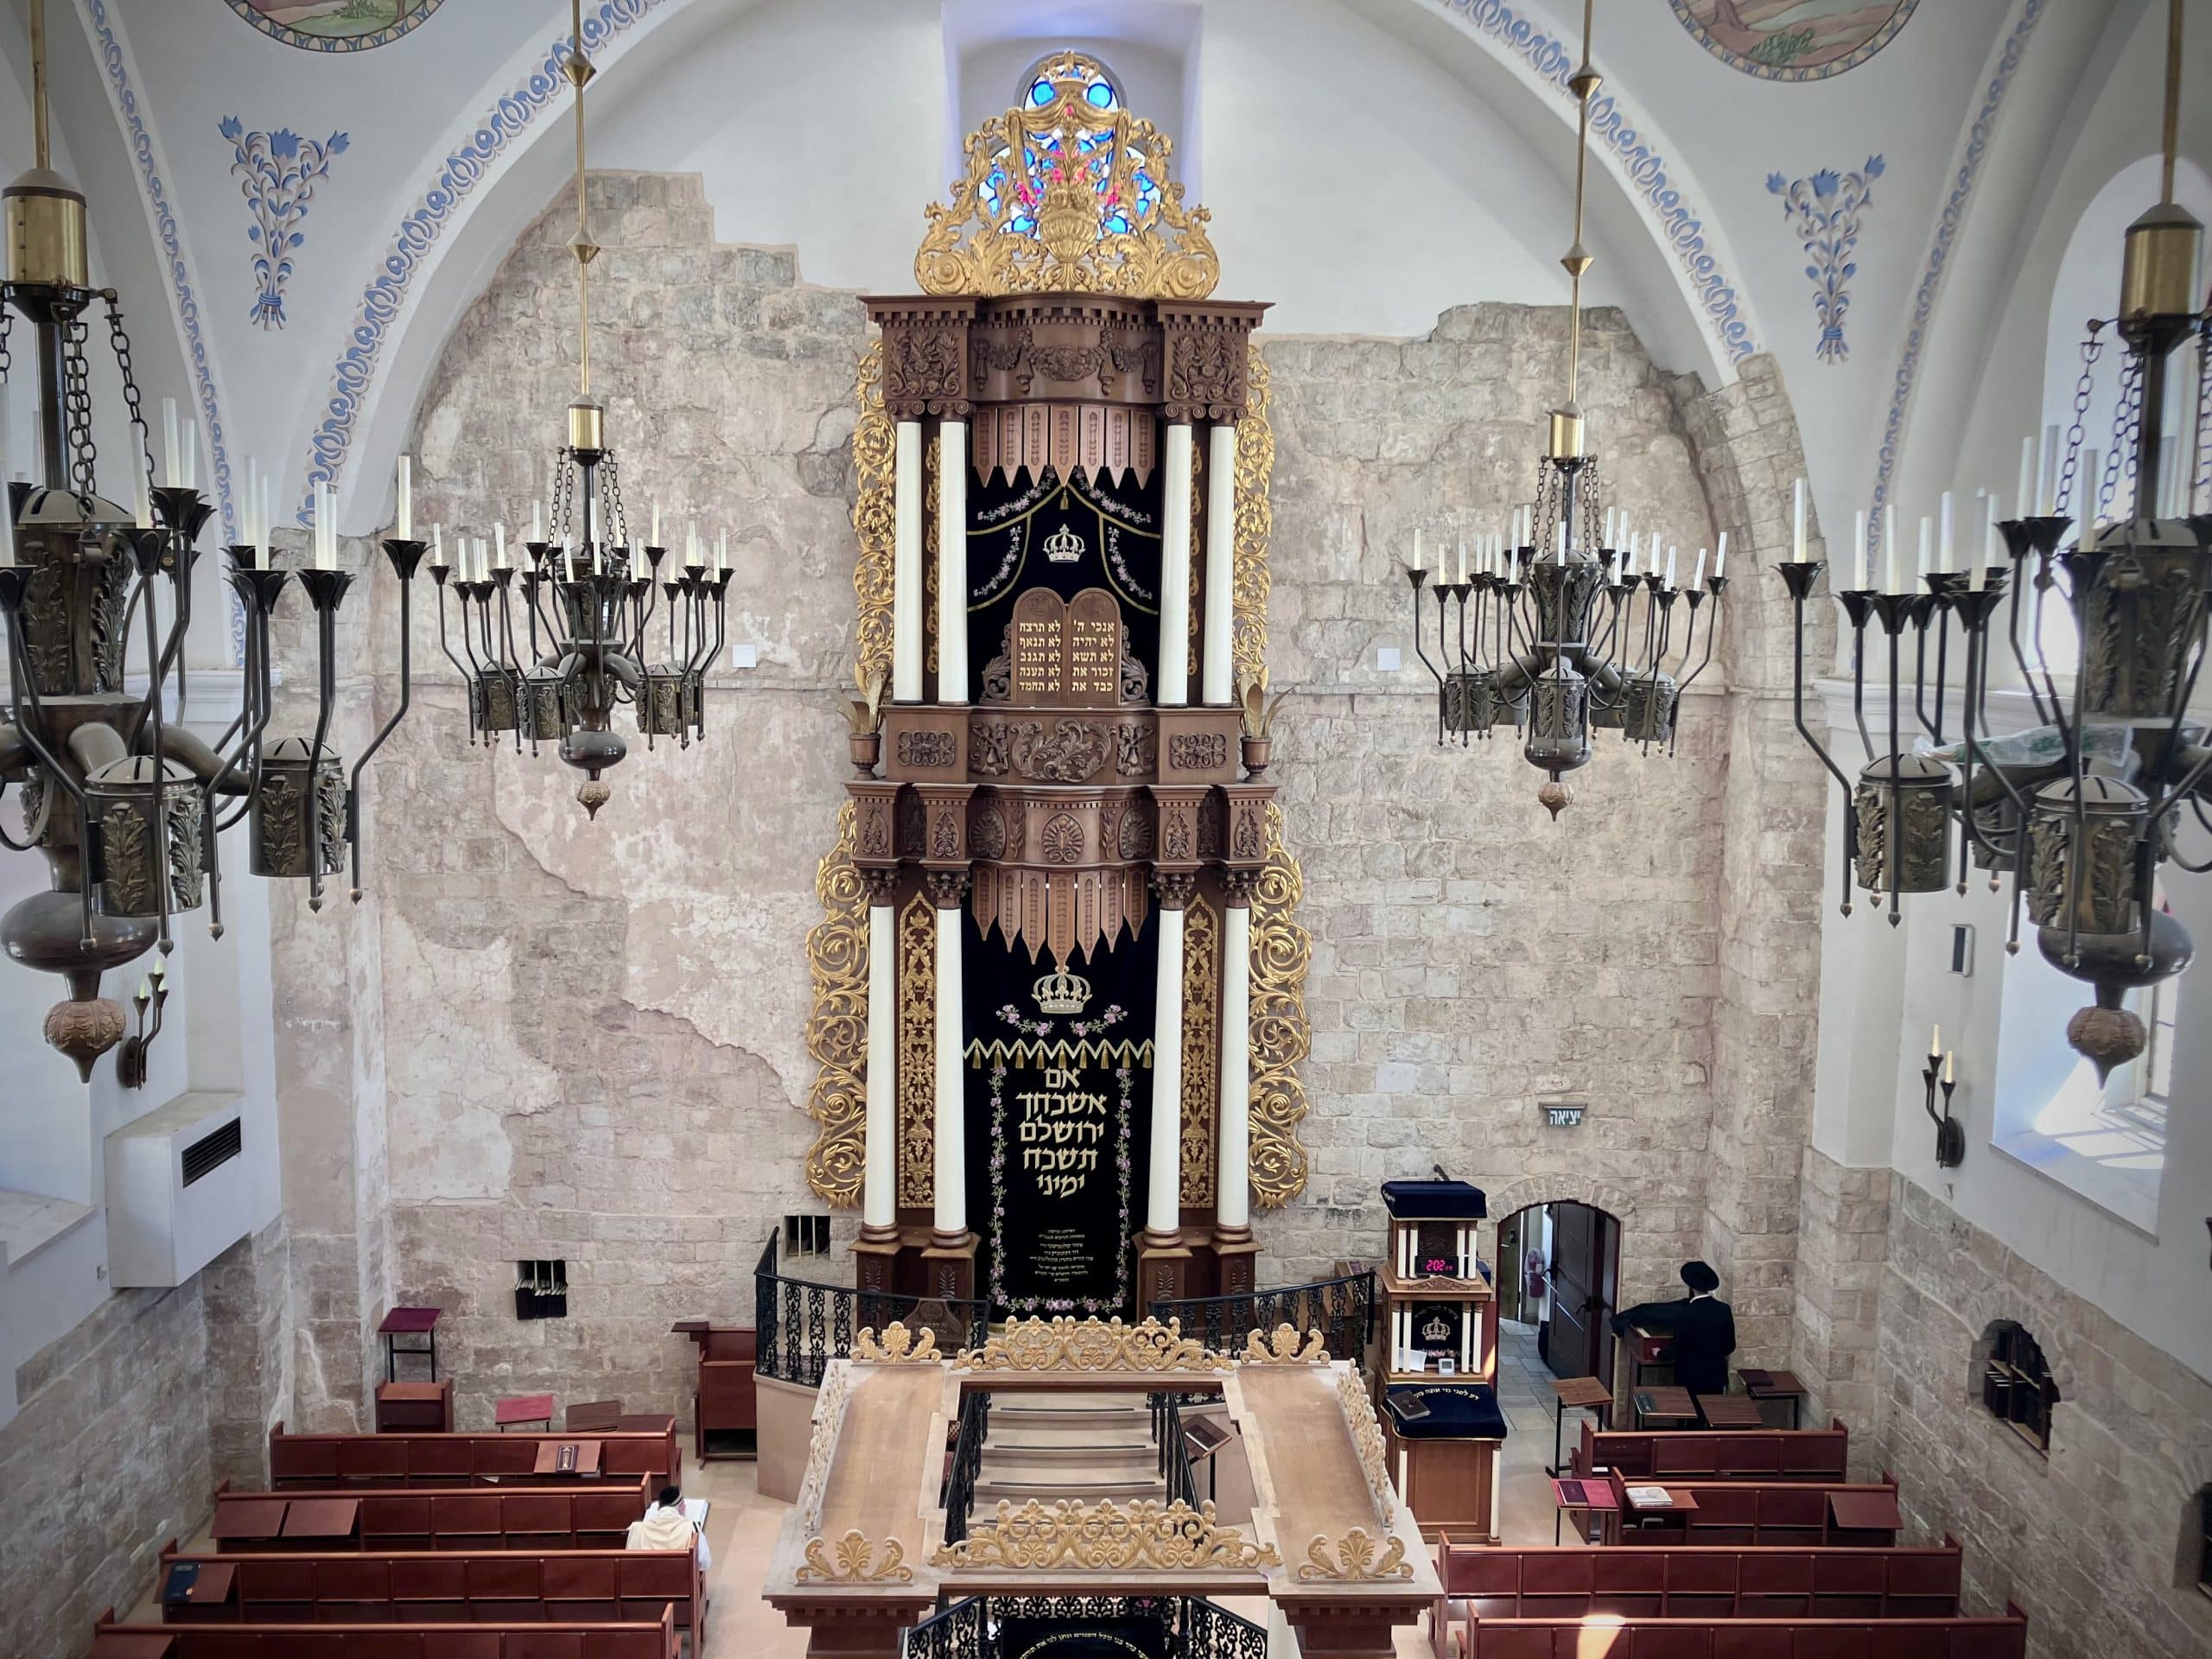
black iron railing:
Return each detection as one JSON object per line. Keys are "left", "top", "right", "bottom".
{"left": 942, "top": 1389, "right": 991, "bottom": 1544}
{"left": 753, "top": 1235, "right": 989, "bottom": 1386}
{"left": 904, "top": 1597, "right": 1265, "bottom": 1659}
{"left": 1149, "top": 1392, "right": 1200, "bottom": 1509}
{"left": 1153, "top": 1268, "right": 1377, "bottom": 1372}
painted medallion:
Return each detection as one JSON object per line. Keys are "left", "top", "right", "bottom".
{"left": 1669, "top": 0, "right": 1918, "bottom": 81}
{"left": 224, "top": 0, "right": 445, "bottom": 54}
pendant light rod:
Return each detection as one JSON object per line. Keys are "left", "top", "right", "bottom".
{"left": 2161, "top": 0, "right": 2183, "bottom": 204}
{"left": 29, "top": 0, "right": 49, "bottom": 172}
{"left": 1552, "top": 0, "right": 1600, "bottom": 458}
{"left": 568, "top": 0, "right": 598, "bottom": 403}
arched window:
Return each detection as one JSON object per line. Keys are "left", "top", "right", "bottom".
{"left": 976, "top": 50, "right": 1164, "bottom": 240}
{"left": 1978, "top": 1320, "right": 2059, "bottom": 1454}
{"left": 2196, "top": 1485, "right": 2212, "bottom": 1595}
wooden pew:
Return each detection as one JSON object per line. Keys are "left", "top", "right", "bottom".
{"left": 267, "top": 1419, "right": 679, "bottom": 1485}
{"left": 206, "top": 1476, "right": 651, "bottom": 1553}
{"left": 1428, "top": 1534, "right": 1963, "bottom": 1653}
{"left": 88, "top": 1603, "right": 677, "bottom": 1659}
{"left": 149, "top": 1543, "right": 704, "bottom": 1640}
{"left": 1574, "top": 1416, "right": 1849, "bottom": 1482}
{"left": 675, "top": 1323, "right": 757, "bottom": 1462}
{"left": 1461, "top": 1605, "right": 2026, "bottom": 1658}
{"left": 1601, "top": 1471, "right": 1902, "bottom": 1548}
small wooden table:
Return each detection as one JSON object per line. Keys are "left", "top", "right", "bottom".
{"left": 377, "top": 1306, "right": 442, "bottom": 1382}
{"left": 1548, "top": 1375, "right": 1613, "bottom": 1475}
{"left": 495, "top": 1392, "right": 556, "bottom": 1432}
{"left": 375, "top": 1378, "right": 453, "bottom": 1433}
{"left": 1695, "top": 1392, "right": 1766, "bottom": 1429}
{"left": 1548, "top": 1475, "right": 1618, "bottom": 1545}
{"left": 1740, "top": 1366, "right": 1807, "bottom": 1428}
{"left": 1631, "top": 1385, "right": 1696, "bottom": 1430}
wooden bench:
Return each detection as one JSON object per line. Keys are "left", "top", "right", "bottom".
{"left": 149, "top": 1544, "right": 704, "bottom": 1640}
{"left": 89, "top": 1603, "right": 677, "bottom": 1659}
{"left": 1460, "top": 1606, "right": 2026, "bottom": 1658}
{"left": 1574, "top": 1416, "right": 1849, "bottom": 1482}
{"left": 674, "top": 1323, "right": 757, "bottom": 1462}
{"left": 1599, "top": 1473, "right": 1903, "bottom": 1548}
{"left": 207, "top": 1477, "right": 650, "bottom": 1553}
{"left": 1428, "top": 1535, "right": 1962, "bottom": 1653}
{"left": 268, "top": 1420, "right": 679, "bottom": 1485}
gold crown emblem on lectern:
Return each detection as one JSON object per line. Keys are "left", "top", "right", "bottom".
{"left": 1043, "top": 523, "right": 1085, "bottom": 564}
{"left": 1421, "top": 1313, "right": 1452, "bottom": 1343}
{"left": 1033, "top": 968, "right": 1093, "bottom": 1014}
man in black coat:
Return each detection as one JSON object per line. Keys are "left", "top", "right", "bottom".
{"left": 1610, "top": 1261, "right": 1737, "bottom": 1397}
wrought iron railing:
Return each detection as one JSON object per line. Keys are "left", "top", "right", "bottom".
{"left": 753, "top": 1235, "right": 989, "bottom": 1386}
{"left": 1153, "top": 1268, "right": 1377, "bottom": 1372}
{"left": 1150, "top": 1392, "right": 1199, "bottom": 1509}
{"left": 904, "top": 1597, "right": 1265, "bottom": 1659}
{"left": 942, "top": 1389, "right": 991, "bottom": 1544}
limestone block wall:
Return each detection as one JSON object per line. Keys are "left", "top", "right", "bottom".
{"left": 1870, "top": 1173, "right": 2212, "bottom": 1659}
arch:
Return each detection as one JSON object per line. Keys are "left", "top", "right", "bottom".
{"left": 1486, "top": 1174, "right": 1641, "bottom": 1224}
{"left": 1969, "top": 1316, "right": 2064, "bottom": 1456}
{"left": 304, "top": 0, "right": 1761, "bottom": 533}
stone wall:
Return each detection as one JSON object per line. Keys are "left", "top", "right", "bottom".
{"left": 1789, "top": 1147, "right": 1889, "bottom": 1429}
{"left": 1870, "top": 1172, "right": 2212, "bottom": 1659}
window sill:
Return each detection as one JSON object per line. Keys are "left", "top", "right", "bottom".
{"left": 0, "top": 1189, "right": 98, "bottom": 1271}
{"left": 1991, "top": 1128, "right": 2160, "bottom": 1236}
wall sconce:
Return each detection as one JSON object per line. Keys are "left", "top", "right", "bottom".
{"left": 116, "top": 957, "right": 170, "bottom": 1090}
{"left": 1923, "top": 1026, "right": 1963, "bottom": 1169}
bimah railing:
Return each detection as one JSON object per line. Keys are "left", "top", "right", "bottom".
{"left": 753, "top": 1234, "right": 989, "bottom": 1386}
{"left": 1152, "top": 1268, "right": 1376, "bottom": 1372}
{"left": 905, "top": 1595, "right": 1268, "bottom": 1659}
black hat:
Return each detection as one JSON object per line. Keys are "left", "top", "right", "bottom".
{"left": 1681, "top": 1260, "right": 1719, "bottom": 1294}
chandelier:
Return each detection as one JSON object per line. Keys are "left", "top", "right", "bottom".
{"left": 0, "top": 0, "right": 419, "bottom": 1080}
{"left": 1778, "top": 0, "right": 2209, "bottom": 1076}
{"left": 1407, "top": 0, "right": 1725, "bottom": 818}
{"left": 435, "top": 0, "right": 725, "bottom": 819}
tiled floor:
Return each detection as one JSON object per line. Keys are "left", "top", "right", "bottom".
{"left": 1492, "top": 1317, "right": 1600, "bottom": 1548}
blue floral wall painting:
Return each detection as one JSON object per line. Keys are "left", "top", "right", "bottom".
{"left": 224, "top": 1, "right": 445, "bottom": 54}
{"left": 1768, "top": 157, "right": 1884, "bottom": 364}
{"left": 222, "top": 120, "right": 349, "bottom": 331}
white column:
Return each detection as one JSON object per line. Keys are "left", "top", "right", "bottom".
{"left": 862, "top": 899, "right": 897, "bottom": 1232}
{"left": 1215, "top": 899, "right": 1252, "bottom": 1232}
{"left": 1158, "top": 423, "right": 1194, "bottom": 706}
{"left": 931, "top": 896, "right": 966, "bottom": 1240}
{"left": 938, "top": 421, "right": 969, "bottom": 702}
{"left": 893, "top": 419, "right": 925, "bottom": 701}
{"left": 1200, "top": 423, "right": 1238, "bottom": 705}
{"left": 1146, "top": 902, "right": 1187, "bottom": 1238}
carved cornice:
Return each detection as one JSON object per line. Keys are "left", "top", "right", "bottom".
{"left": 864, "top": 298, "right": 977, "bottom": 422}
{"left": 852, "top": 1322, "right": 942, "bottom": 1363}
{"left": 953, "top": 1315, "right": 1232, "bottom": 1375}
{"left": 1296, "top": 1528, "right": 1411, "bottom": 1583}
{"left": 1160, "top": 304, "right": 1266, "bottom": 424}
{"left": 928, "top": 1498, "right": 1278, "bottom": 1571}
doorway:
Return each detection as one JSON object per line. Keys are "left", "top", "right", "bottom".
{"left": 1497, "top": 1201, "right": 1620, "bottom": 1390}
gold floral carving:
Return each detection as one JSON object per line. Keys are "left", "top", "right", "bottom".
{"left": 798, "top": 1529, "right": 915, "bottom": 1585}
{"left": 1232, "top": 350, "right": 1274, "bottom": 691}
{"left": 1296, "top": 1529, "right": 1410, "bottom": 1583}
{"left": 1337, "top": 1364, "right": 1397, "bottom": 1517}
{"left": 850, "top": 342, "right": 897, "bottom": 692}
{"left": 1248, "top": 802, "right": 1311, "bottom": 1208}
{"left": 1179, "top": 896, "right": 1219, "bottom": 1207}
{"left": 804, "top": 802, "right": 868, "bottom": 1205}
{"left": 1240, "top": 1325, "right": 1329, "bottom": 1365}
{"left": 953, "top": 1316, "right": 1233, "bottom": 1375}
{"left": 914, "top": 58, "right": 1218, "bottom": 300}
{"left": 853, "top": 1322, "right": 941, "bottom": 1363}
{"left": 928, "top": 1499, "right": 1278, "bottom": 1571}
{"left": 896, "top": 893, "right": 936, "bottom": 1209}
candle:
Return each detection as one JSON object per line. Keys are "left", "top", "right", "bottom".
{"left": 1694, "top": 547, "right": 1708, "bottom": 588}
{"left": 257, "top": 473, "right": 272, "bottom": 562}
{"left": 0, "top": 403, "right": 12, "bottom": 565}
{"left": 531, "top": 499, "right": 543, "bottom": 545}
{"left": 1971, "top": 493, "right": 1993, "bottom": 591}
{"left": 1456, "top": 539, "right": 1468, "bottom": 584}
{"left": 1929, "top": 1024, "right": 1941, "bottom": 1059}
{"left": 1937, "top": 491, "right": 1953, "bottom": 573}
{"left": 1618, "top": 512, "right": 1631, "bottom": 551}
{"left": 134, "top": 459, "right": 153, "bottom": 531}
{"left": 652, "top": 503, "right": 663, "bottom": 549}
{"left": 716, "top": 529, "right": 729, "bottom": 572}
{"left": 1413, "top": 527, "right": 1426, "bottom": 572}
{"left": 2079, "top": 448, "right": 2099, "bottom": 524}
{"left": 1883, "top": 505, "right": 1898, "bottom": 594}
{"left": 1792, "top": 478, "right": 1808, "bottom": 562}
{"left": 1604, "top": 506, "right": 1617, "bottom": 549}
{"left": 245, "top": 456, "right": 259, "bottom": 550}
{"left": 1942, "top": 1051, "right": 1955, "bottom": 1086}
{"left": 162, "top": 397, "right": 180, "bottom": 488}
{"left": 1714, "top": 530, "right": 1728, "bottom": 579}
{"left": 315, "top": 483, "right": 330, "bottom": 569}
{"left": 2037, "top": 423, "right": 2060, "bottom": 514}
{"left": 494, "top": 521, "right": 509, "bottom": 568}
{"left": 397, "top": 455, "right": 412, "bottom": 541}
{"left": 2017, "top": 435, "right": 2035, "bottom": 523}
{"left": 1663, "top": 545, "right": 1677, "bottom": 589}
{"left": 1621, "top": 533, "right": 1637, "bottom": 578}
{"left": 432, "top": 523, "right": 445, "bottom": 567}
{"left": 2158, "top": 435, "right": 2180, "bottom": 517}
{"left": 1916, "top": 515, "right": 1932, "bottom": 582}
{"left": 1853, "top": 510, "right": 1869, "bottom": 588}
{"left": 181, "top": 419, "right": 197, "bottom": 493}
{"left": 1557, "top": 519, "right": 1568, "bottom": 563}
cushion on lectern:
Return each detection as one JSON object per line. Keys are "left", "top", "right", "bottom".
{"left": 1385, "top": 1383, "right": 1508, "bottom": 1439}
{"left": 1379, "top": 1179, "right": 1487, "bottom": 1219}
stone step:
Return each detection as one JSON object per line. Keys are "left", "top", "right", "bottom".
{"left": 974, "top": 1472, "right": 1165, "bottom": 1503}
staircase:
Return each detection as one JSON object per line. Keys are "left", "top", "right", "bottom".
{"left": 972, "top": 1391, "right": 1165, "bottom": 1506}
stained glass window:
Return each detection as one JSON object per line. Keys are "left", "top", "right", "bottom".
{"left": 978, "top": 51, "right": 1162, "bottom": 240}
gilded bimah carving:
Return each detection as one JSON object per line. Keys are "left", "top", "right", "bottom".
{"left": 798, "top": 1529, "right": 915, "bottom": 1585}
{"left": 1297, "top": 1529, "right": 1412, "bottom": 1583}
{"left": 955, "top": 1315, "right": 1232, "bottom": 1374}
{"left": 929, "top": 1498, "right": 1280, "bottom": 1571}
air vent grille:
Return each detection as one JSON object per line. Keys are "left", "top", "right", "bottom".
{"left": 181, "top": 1118, "right": 242, "bottom": 1187}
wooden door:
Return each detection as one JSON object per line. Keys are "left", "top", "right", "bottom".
{"left": 1545, "top": 1203, "right": 1609, "bottom": 1382}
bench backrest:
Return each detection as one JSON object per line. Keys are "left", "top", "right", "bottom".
{"left": 208, "top": 1478, "right": 650, "bottom": 1553}
{"left": 1625, "top": 1478, "right": 1900, "bottom": 1548}
{"left": 91, "top": 1605, "right": 677, "bottom": 1659}
{"left": 1465, "top": 1611, "right": 2024, "bottom": 1658}
{"left": 1438, "top": 1538, "right": 1961, "bottom": 1620}
{"left": 155, "top": 1548, "right": 701, "bottom": 1632}
{"left": 1577, "top": 1418, "right": 1849, "bottom": 1482}
{"left": 268, "top": 1421, "right": 678, "bottom": 1485}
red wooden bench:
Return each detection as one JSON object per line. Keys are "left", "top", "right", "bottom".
{"left": 1574, "top": 1417, "right": 1849, "bottom": 1483}
{"left": 1459, "top": 1606, "right": 2025, "bottom": 1657}
{"left": 207, "top": 1477, "right": 650, "bottom": 1553}
{"left": 267, "top": 1421, "right": 678, "bottom": 1486}
{"left": 149, "top": 1543, "right": 704, "bottom": 1640}
{"left": 1597, "top": 1471, "right": 1903, "bottom": 1548}
{"left": 88, "top": 1603, "right": 677, "bottom": 1659}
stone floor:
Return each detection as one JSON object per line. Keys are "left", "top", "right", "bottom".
{"left": 1491, "top": 1316, "right": 1600, "bottom": 1548}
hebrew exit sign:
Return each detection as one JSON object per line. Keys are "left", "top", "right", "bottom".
{"left": 1541, "top": 1103, "right": 1586, "bottom": 1128}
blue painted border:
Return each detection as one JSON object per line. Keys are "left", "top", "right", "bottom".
{"left": 222, "top": 0, "right": 447, "bottom": 55}
{"left": 1668, "top": 0, "right": 1919, "bottom": 84}
{"left": 1436, "top": 0, "right": 1754, "bottom": 365}
{"left": 1868, "top": 1, "right": 2045, "bottom": 553}
{"left": 301, "top": 0, "right": 667, "bottom": 521}
{"left": 87, "top": 0, "right": 236, "bottom": 550}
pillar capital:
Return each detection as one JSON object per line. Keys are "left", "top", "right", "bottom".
{"left": 923, "top": 868, "right": 970, "bottom": 909}
{"left": 1221, "top": 868, "right": 1260, "bottom": 906}
{"left": 1154, "top": 869, "right": 1199, "bottom": 909}
{"left": 860, "top": 868, "right": 903, "bottom": 905}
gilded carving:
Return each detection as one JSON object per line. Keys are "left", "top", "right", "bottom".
{"left": 1249, "top": 804, "right": 1311, "bottom": 1208}
{"left": 1241, "top": 1325, "right": 1329, "bottom": 1364}
{"left": 1231, "top": 351, "right": 1274, "bottom": 692}
{"left": 853, "top": 1322, "right": 942, "bottom": 1363}
{"left": 897, "top": 893, "right": 936, "bottom": 1210}
{"left": 804, "top": 803, "right": 868, "bottom": 1205}
{"left": 850, "top": 344, "right": 898, "bottom": 692}
{"left": 1296, "top": 1529, "right": 1411, "bottom": 1583}
{"left": 953, "top": 1315, "right": 1233, "bottom": 1375}
{"left": 1179, "top": 898, "right": 1219, "bottom": 1208}
{"left": 928, "top": 1499, "right": 1278, "bottom": 1571}
{"left": 798, "top": 1529, "right": 915, "bottom": 1584}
